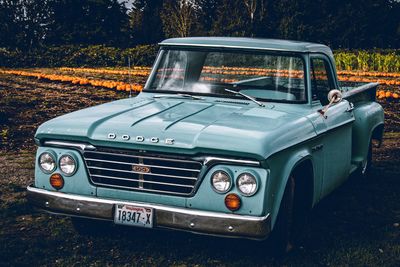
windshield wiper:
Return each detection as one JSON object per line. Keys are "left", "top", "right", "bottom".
{"left": 153, "top": 93, "right": 204, "bottom": 100}
{"left": 224, "top": 89, "right": 265, "bottom": 107}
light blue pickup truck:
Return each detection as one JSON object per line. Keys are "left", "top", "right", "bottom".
{"left": 28, "top": 37, "right": 384, "bottom": 254}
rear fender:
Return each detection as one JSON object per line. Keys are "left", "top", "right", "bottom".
{"left": 371, "top": 123, "right": 384, "bottom": 147}
{"left": 351, "top": 102, "right": 384, "bottom": 165}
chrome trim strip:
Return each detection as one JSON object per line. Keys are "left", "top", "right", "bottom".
{"left": 87, "top": 166, "right": 198, "bottom": 180}
{"left": 85, "top": 150, "right": 202, "bottom": 165}
{"left": 138, "top": 157, "right": 144, "bottom": 189}
{"left": 27, "top": 185, "right": 271, "bottom": 239}
{"left": 203, "top": 157, "right": 260, "bottom": 167}
{"left": 160, "top": 42, "right": 294, "bottom": 52}
{"left": 44, "top": 140, "right": 96, "bottom": 151}
{"left": 43, "top": 141, "right": 260, "bottom": 167}
{"left": 91, "top": 174, "right": 195, "bottom": 188}
{"left": 85, "top": 158, "right": 201, "bottom": 172}
{"left": 91, "top": 181, "right": 192, "bottom": 195}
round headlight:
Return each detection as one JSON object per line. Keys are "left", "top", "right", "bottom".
{"left": 211, "top": 171, "right": 232, "bottom": 193}
{"left": 59, "top": 154, "right": 77, "bottom": 176}
{"left": 39, "top": 152, "right": 56, "bottom": 173}
{"left": 237, "top": 173, "right": 258, "bottom": 196}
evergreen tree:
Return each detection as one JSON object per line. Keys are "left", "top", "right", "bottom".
{"left": 211, "top": 0, "right": 250, "bottom": 36}
{"left": 129, "top": 0, "right": 165, "bottom": 44}
{"left": 46, "top": 0, "right": 130, "bottom": 47}
{"left": 0, "top": 0, "right": 52, "bottom": 49}
{"left": 197, "top": 0, "right": 219, "bottom": 35}
{"left": 0, "top": 0, "right": 21, "bottom": 48}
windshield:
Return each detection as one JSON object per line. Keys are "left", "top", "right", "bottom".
{"left": 147, "top": 48, "right": 306, "bottom": 103}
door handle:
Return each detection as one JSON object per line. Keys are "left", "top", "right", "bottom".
{"left": 345, "top": 102, "right": 354, "bottom": 113}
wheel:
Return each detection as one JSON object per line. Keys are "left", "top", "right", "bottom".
{"left": 71, "top": 217, "right": 111, "bottom": 236}
{"left": 269, "top": 175, "right": 308, "bottom": 257}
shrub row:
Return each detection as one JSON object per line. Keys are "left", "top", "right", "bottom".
{"left": 334, "top": 50, "right": 400, "bottom": 72}
{"left": 1, "top": 46, "right": 400, "bottom": 72}
{"left": 0, "top": 45, "right": 158, "bottom": 68}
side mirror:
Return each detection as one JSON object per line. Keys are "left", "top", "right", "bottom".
{"left": 327, "top": 89, "right": 342, "bottom": 103}
{"left": 319, "top": 89, "right": 343, "bottom": 118}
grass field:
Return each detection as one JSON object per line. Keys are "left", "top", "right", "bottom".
{"left": 0, "top": 70, "right": 399, "bottom": 266}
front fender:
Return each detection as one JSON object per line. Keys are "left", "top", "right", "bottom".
{"left": 265, "top": 147, "right": 313, "bottom": 228}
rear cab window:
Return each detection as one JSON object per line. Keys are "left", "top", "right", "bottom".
{"left": 310, "top": 56, "right": 336, "bottom": 105}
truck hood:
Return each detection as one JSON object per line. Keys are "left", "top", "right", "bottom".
{"left": 35, "top": 94, "right": 316, "bottom": 160}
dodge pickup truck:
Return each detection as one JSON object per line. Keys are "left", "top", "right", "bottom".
{"left": 27, "top": 37, "right": 384, "bottom": 254}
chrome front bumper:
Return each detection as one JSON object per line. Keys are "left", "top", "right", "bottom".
{"left": 27, "top": 186, "right": 271, "bottom": 240}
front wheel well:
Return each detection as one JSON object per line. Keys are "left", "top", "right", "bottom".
{"left": 268, "top": 158, "right": 314, "bottom": 253}
{"left": 292, "top": 159, "right": 314, "bottom": 211}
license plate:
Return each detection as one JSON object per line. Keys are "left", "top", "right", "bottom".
{"left": 114, "top": 204, "right": 153, "bottom": 228}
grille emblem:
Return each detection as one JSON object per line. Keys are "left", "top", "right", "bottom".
{"left": 132, "top": 164, "right": 151, "bottom": 173}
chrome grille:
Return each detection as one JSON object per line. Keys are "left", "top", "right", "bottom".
{"left": 83, "top": 149, "right": 203, "bottom": 196}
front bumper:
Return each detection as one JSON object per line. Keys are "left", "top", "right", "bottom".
{"left": 27, "top": 186, "right": 271, "bottom": 240}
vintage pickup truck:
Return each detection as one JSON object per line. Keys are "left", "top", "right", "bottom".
{"left": 27, "top": 37, "right": 384, "bottom": 254}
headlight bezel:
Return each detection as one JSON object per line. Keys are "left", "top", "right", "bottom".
{"left": 38, "top": 151, "right": 57, "bottom": 174}
{"left": 58, "top": 154, "right": 78, "bottom": 176}
{"left": 210, "top": 170, "right": 233, "bottom": 194}
{"left": 236, "top": 172, "right": 258, "bottom": 197}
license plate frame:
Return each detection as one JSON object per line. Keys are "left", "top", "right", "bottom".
{"left": 114, "top": 204, "right": 153, "bottom": 228}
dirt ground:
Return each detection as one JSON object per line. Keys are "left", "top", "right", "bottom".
{"left": 0, "top": 73, "right": 399, "bottom": 266}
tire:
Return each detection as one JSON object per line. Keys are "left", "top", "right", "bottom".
{"left": 71, "top": 217, "right": 111, "bottom": 236}
{"left": 269, "top": 175, "right": 308, "bottom": 258}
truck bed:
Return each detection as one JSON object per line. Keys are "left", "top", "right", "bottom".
{"left": 341, "top": 81, "right": 379, "bottom": 103}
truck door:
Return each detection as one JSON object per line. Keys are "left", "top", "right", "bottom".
{"left": 310, "top": 55, "right": 354, "bottom": 198}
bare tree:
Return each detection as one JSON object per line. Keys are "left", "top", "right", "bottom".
{"left": 243, "top": 0, "right": 257, "bottom": 24}
{"left": 161, "top": 0, "right": 197, "bottom": 38}
{"left": 259, "top": 0, "right": 266, "bottom": 20}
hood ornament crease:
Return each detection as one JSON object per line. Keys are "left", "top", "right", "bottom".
{"left": 130, "top": 101, "right": 184, "bottom": 127}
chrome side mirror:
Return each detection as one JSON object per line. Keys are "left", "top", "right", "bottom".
{"left": 319, "top": 89, "right": 343, "bottom": 118}
{"left": 327, "top": 89, "right": 342, "bottom": 103}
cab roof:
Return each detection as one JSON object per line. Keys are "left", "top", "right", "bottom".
{"left": 160, "top": 37, "right": 333, "bottom": 59}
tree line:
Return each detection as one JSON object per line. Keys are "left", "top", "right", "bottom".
{"left": 0, "top": 0, "right": 399, "bottom": 51}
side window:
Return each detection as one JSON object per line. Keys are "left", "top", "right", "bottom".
{"left": 310, "top": 58, "right": 334, "bottom": 105}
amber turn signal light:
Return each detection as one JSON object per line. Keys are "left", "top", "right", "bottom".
{"left": 50, "top": 173, "right": 64, "bottom": 190}
{"left": 224, "top": 193, "right": 241, "bottom": 211}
